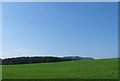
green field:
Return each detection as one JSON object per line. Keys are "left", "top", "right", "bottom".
{"left": 2, "top": 58, "right": 118, "bottom": 79}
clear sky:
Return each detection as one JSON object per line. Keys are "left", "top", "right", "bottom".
{"left": 2, "top": 2, "right": 118, "bottom": 59}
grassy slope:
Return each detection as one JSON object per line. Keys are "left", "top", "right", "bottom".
{"left": 2, "top": 58, "right": 118, "bottom": 79}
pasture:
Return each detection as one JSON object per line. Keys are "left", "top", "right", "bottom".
{"left": 2, "top": 58, "right": 118, "bottom": 79}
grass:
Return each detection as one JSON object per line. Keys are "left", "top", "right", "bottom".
{"left": 2, "top": 58, "right": 118, "bottom": 79}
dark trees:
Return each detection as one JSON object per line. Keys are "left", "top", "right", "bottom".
{"left": 2, "top": 56, "right": 71, "bottom": 65}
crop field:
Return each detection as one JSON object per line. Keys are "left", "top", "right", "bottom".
{"left": 2, "top": 58, "right": 118, "bottom": 79}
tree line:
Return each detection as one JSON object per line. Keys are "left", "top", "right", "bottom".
{"left": 1, "top": 56, "right": 72, "bottom": 65}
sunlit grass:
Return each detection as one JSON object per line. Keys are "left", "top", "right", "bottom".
{"left": 2, "top": 58, "right": 118, "bottom": 79}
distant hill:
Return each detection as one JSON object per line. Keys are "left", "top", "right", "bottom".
{"left": 63, "top": 56, "right": 94, "bottom": 60}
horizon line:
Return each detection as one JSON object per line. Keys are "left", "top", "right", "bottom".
{"left": 0, "top": 55, "right": 118, "bottom": 59}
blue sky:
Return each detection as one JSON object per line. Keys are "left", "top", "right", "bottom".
{"left": 2, "top": 2, "right": 118, "bottom": 59}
